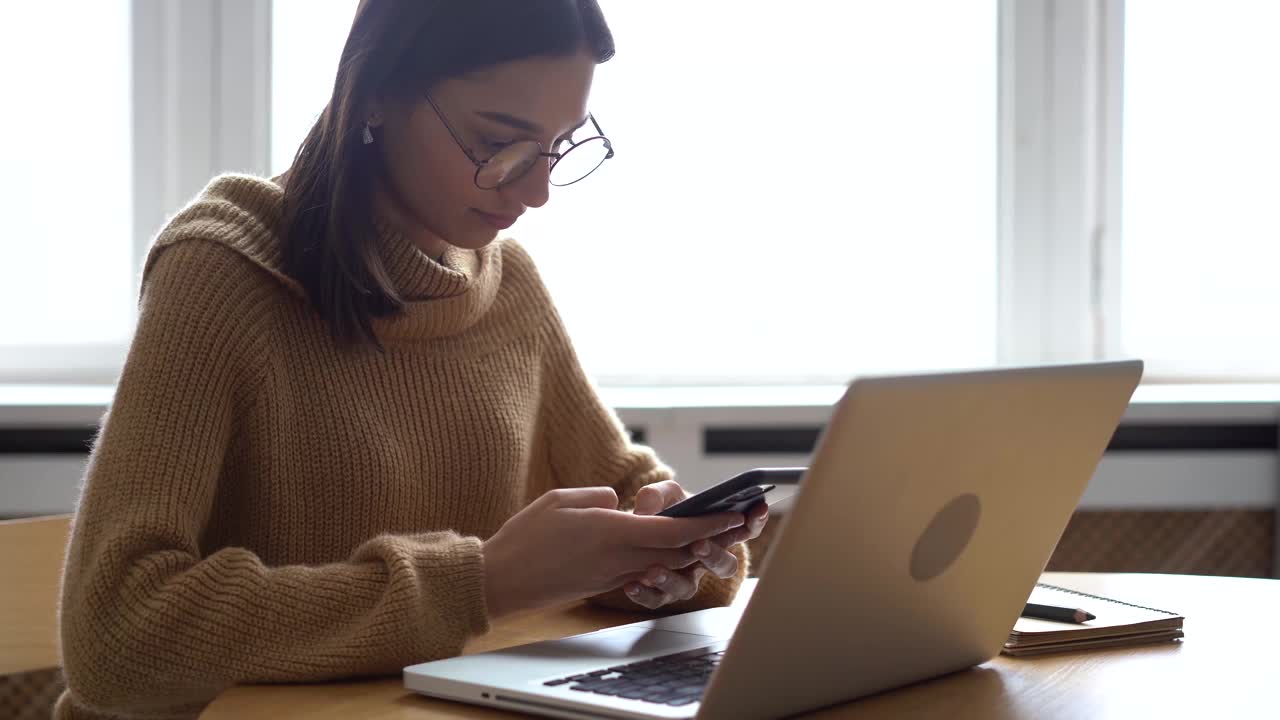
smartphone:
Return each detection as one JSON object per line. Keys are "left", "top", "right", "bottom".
{"left": 656, "top": 467, "right": 807, "bottom": 518}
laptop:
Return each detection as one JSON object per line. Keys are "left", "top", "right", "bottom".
{"left": 404, "top": 360, "right": 1143, "bottom": 719}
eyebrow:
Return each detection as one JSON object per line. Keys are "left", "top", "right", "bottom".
{"left": 474, "top": 110, "right": 590, "bottom": 138}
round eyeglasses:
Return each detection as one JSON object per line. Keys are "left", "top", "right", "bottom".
{"left": 423, "top": 93, "right": 614, "bottom": 190}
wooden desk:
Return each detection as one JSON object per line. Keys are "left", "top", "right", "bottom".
{"left": 203, "top": 572, "right": 1273, "bottom": 719}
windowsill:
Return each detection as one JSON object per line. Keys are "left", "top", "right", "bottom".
{"left": 1, "top": 382, "right": 1279, "bottom": 426}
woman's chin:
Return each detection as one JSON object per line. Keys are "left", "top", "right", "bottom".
{"left": 452, "top": 224, "right": 504, "bottom": 249}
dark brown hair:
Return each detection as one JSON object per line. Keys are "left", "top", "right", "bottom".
{"left": 280, "top": 0, "right": 614, "bottom": 346}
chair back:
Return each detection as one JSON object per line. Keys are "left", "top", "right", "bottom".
{"left": 0, "top": 514, "right": 71, "bottom": 674}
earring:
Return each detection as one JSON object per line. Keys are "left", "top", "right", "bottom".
{"left": 362, "top": 123, "right": 374, "bottom": 145}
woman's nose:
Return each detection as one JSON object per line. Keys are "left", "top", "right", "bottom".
{"left": 503, "top": 158, "right": 552, "bottom": 209}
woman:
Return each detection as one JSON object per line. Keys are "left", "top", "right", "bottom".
{"left": 55, "top": 1, "right": 768, "bottom": 718}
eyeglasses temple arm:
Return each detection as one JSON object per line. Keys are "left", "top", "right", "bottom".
{"left": 423, "top": 93, "right": 485, "bottom": 166}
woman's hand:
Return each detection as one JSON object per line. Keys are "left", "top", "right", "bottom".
{"left": 481, "top": 486, "right": 746, "bottom": 619}
{"left": 622, "top": 480, "right": 770, "bottom": 610}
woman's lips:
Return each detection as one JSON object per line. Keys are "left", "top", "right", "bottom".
{"left": 473, "top": 209, "right": 519, "bottom": 230}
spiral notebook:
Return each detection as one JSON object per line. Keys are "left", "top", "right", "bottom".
{"left": 1003, "top": 582, "right": 1184, "bottom": 657}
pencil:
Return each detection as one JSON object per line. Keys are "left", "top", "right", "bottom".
{"left": 1023, "top": 602, "right": 1096, "bottom": 623}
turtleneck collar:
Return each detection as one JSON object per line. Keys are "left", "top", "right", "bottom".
{"left": 369, "top": 216, "right": 504, "bottom": 341}
{"left": 372, "top": 216, "right": 479, "bottom": 300}
{"left": 151, "top": 173, "right": 506, "bottom": 342}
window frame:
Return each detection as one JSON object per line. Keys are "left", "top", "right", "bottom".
{"left": 0, "top": 0, "right": 271, "bottom": 384}
{"left": 997, "top": 0, "right": 1123, "bottom": 368}
{"left": 5, "top": 0, "right": 1185, "bottom": 386}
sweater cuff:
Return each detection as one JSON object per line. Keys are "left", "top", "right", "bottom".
{"left": 351, "top": 531, "right": 491, "bottom": 653}
{"left": 410, "top": 534, "right": 491, "bottom": 639}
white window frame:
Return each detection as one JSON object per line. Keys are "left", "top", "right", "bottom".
{"left": 998, "top": 0, "right": 1123, "bottom": 368}
{"left": 132, "top": 0, "right": 272, "bottom": 270}
{"left": 1, "top": 0, "right": 271, "bottom": 385}
{"left": 5, "top": 0, "right": 1137, "bottom": 386}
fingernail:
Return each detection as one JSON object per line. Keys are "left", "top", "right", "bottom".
{"left": 694, "top": 540, "right": 711, "bottom": 557}
{"left": 652, "top": 571, "right": 668, "bottom": 584}
{"left": 626, "top": 584, "right": 640, "bottom": 596}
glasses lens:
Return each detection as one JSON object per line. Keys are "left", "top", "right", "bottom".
{"left": 550, "top": 137, "right": 610, "bottom": 187}
{"left": 475, "top": 141, "right": 542, "bottom": 189}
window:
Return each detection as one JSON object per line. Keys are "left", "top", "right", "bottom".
{"left": 7, "top": 0, "right": 1273, "bottom": 386}
{"left": 1121, "top": 0, "right": 1280, "bottom": 378}
{"left": 0, "top": 2, "right": 133, "bottom": 367}
{"left": 518, "top": 2, "right": 998, "bottom": 384}
{"left": 271, "top": 0, "right": 359, "bottom": 175}
{"left": 270, "top": 0, "right": 998, "bottom": 384}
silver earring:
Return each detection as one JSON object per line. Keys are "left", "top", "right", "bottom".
{"left": 362, "top": 123, "right": 374, "bottom": 145}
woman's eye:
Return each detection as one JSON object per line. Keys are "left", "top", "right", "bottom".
{"left": 484, "top": 139, "right": 513, "bottom": 151}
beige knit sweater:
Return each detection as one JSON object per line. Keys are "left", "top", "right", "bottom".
{"left": 55, "top": 174, "right": 747, "bottom": 719}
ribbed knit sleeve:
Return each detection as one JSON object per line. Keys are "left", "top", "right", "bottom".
{"left": 530, "top": 306, "right": 749, "bottom": 615}
{"left": 56, "top": 241, "right": 488, "bottom": 720}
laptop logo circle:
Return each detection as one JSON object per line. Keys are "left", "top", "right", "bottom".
{"left": 909, "top": 493, "right": 981, "bottom": 582}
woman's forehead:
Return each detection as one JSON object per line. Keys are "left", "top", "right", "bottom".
{"left": 439, "top": 53, "right": 595, "bottom": 131}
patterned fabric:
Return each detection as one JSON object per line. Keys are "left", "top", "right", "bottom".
{"left": 0, "top": 669, "right": 64, "bottom": 720}
{"left": 1047, "top": 510, "right": 1273, "bottom": 578}
{"left": 749, "top": 509, "right": 1274, "bottom": 579}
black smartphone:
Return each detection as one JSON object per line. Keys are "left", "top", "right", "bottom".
{"left": 656, "top": 467, "right": 806, "bottom": 518}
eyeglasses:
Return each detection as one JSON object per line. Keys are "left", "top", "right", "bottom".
{"left": 423, "top": 93, "right": 614, "bottom": 190}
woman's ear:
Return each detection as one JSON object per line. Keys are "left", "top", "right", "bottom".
{"left": 366, "top": 96, "right": 386, "bottom": 129}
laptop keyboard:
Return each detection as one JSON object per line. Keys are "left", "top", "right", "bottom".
{"left": 542, "top": 647, "right": 724, "bottom": 707}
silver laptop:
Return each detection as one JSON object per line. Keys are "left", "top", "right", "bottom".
{"left": 404, "top": 361, "right": 1143, "bottom": 719}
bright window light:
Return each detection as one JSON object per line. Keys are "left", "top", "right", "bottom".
{"left": 1122, "top": 0, "right": 1280, "bottom": 378}
{"left": 0, "top": 1, "right": 133, "bottom": 346}
{"left": 270, "top": 1, "right": 998, "bottom": 384}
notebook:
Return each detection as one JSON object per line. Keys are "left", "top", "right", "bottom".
{"left": 1003, "top": 582, "right": 1184, "bottom": 657}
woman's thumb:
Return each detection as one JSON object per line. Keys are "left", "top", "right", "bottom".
{"left": 632, "top": 485, "right": 664, "bottom": 516}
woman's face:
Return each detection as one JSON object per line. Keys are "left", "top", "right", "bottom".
{"left": 375, "top": 51, "right": 597, "bottom": 254}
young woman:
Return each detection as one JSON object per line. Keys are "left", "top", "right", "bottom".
{"left": 55, "top": 1, "right": 768, "bottom": 718}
